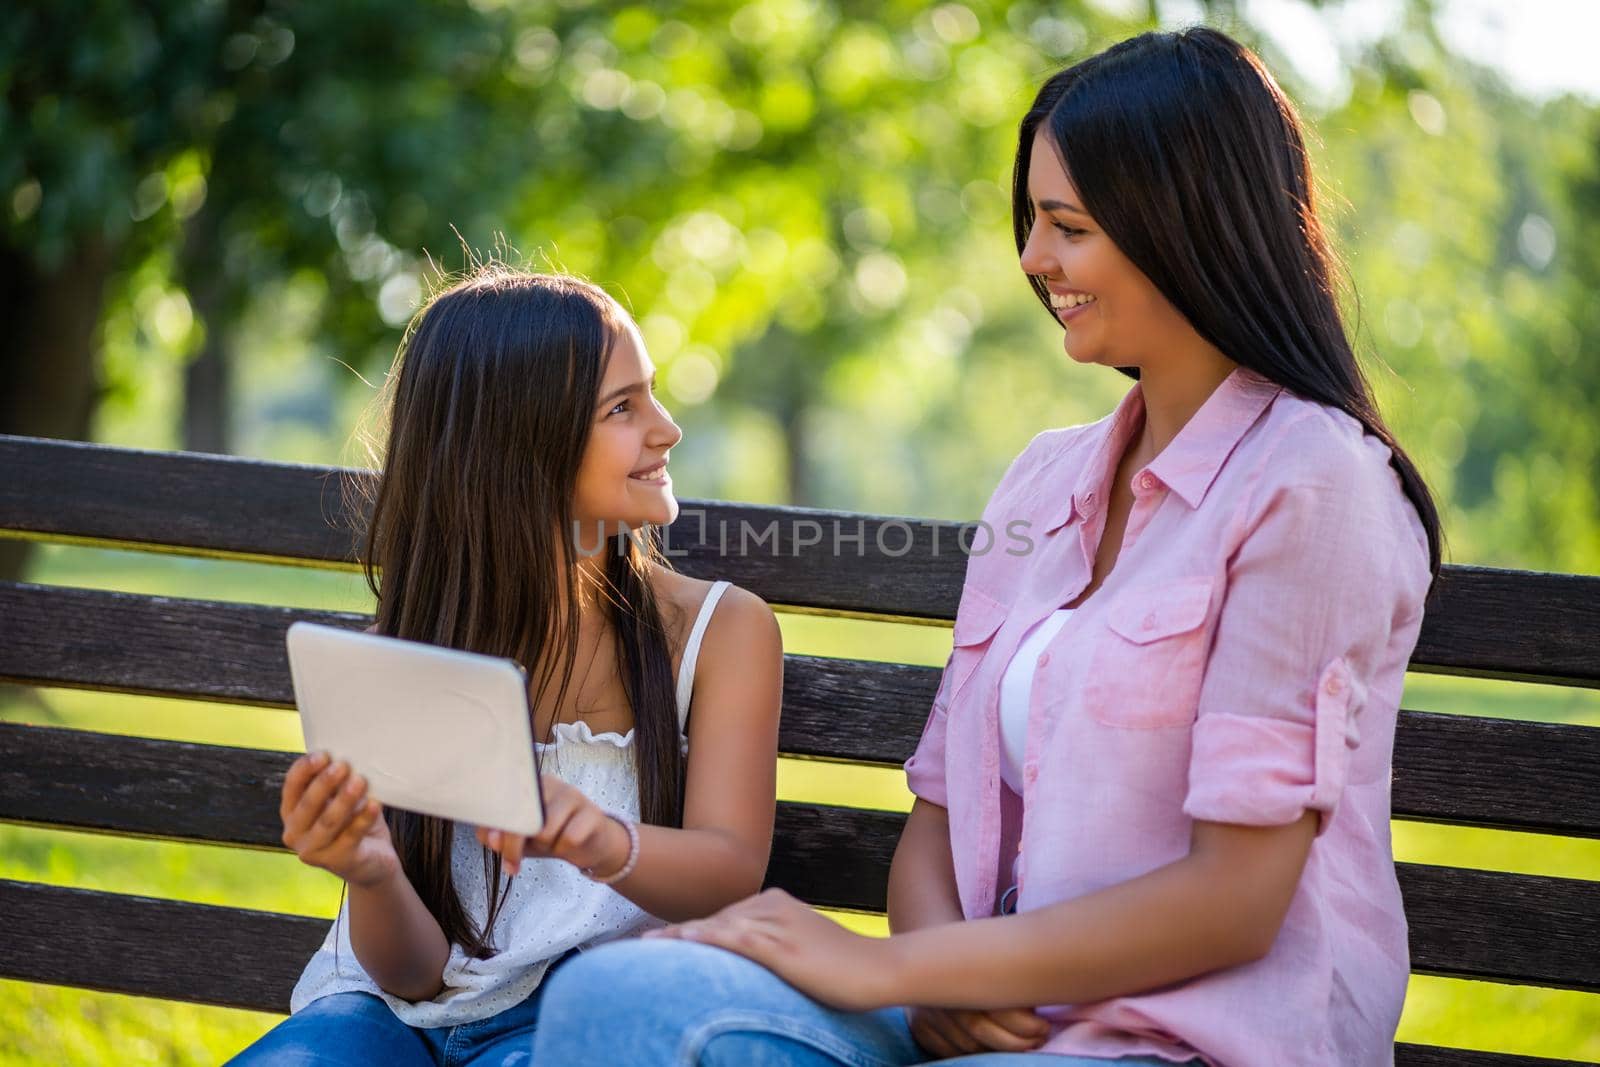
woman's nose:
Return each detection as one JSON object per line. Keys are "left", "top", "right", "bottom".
{"left": 1018, "top": 217, "right": 1056, "bottom": 278}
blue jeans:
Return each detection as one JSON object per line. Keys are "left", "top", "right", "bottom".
{"left": 531, "top": 938, "right": 1202, "bottom": 1066}
{"left": 227, "top": 975, "right": 553, "bottom": 1066}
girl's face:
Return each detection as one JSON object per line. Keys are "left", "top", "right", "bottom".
{"left": 572, "top": 318, "right": 682, "bottom": 532}
{"left": 1018, "top": 131, "right": 1196, "bottom": 371}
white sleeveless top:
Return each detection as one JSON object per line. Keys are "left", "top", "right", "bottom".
{"left": 290, "top": 580, "right": 732, "bottom": 1027}
{"left": 997, "top": 608, "right": 1073, "bottom": 793}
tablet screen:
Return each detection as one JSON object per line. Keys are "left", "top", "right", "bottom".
{"left": 285, "top": 622, "right": 545, "bottom": 835}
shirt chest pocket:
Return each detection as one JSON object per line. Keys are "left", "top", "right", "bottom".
{"left": 1085, "top": 576, "right": 1215, "bottom": 729}
{"left": 937, "top": 585, "right": 1008, "bottom": 714}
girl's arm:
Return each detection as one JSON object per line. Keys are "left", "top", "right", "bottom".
{"left": 347, "top": 866, "right": 452, "bottom": 1002}
{"left": 280, "top": 753, "right": 451, "bottom": 1002}
{"left": 610, "top": 585, "right": 783, "bottom": 921}
{"left": 886, "top": 799, "right": 964, "bottom": 933}
{"left": 485, "top": 585, "right": 783, "bottom": 921}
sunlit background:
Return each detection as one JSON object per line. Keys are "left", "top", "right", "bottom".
{"left": 3, "top": 0, "right": 1598, "bottom": 1061}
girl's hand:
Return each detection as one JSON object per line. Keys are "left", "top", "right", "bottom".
{"left": 280, "top": 752, "right": 398, "bottom": 889}
{"left": 476, "top": 774, "right": 630, "bottom": 879}
{"left": 907, "top": 1005, "right": 1051, "bottom": 1058}
{"left": 643, "top": 888, "right": 900, "bottom": 1013}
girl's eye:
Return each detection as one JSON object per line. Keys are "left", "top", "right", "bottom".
{"left": 608, "top": 400, "right": 630, "bottom": 417}
{"left": 1053, "top": 222, "right": 1085, "bottom": 237}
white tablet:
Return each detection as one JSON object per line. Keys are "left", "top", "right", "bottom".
{"left": 284, "top": 622, "right": 545, "bottom": 836}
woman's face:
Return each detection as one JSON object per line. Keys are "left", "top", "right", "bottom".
{"left": 572, "top": 317, "right": 682, "bottom": 534}
{"left": 1017, "top": 131, "right": 1195, "bottom": 371}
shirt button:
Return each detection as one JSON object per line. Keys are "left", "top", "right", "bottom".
{"left": 1141, "top": 613, "right": 1158, "bottom": 631}
{"left": 1038, "top": 652, "right": 1051, "bottom": 667}
{"left": 1324, "top": 675, "right": 1344, "bottom": 696}
{"left": 1025, "top": 765, "right": 1039, "bottom": 784}
{"left": 1138, "top": 473, "right": 1156, "bottom": 490}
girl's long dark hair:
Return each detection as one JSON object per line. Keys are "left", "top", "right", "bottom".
{"left": 1012, "top": 27, "right": 1444, "bottom": 580}
{"left": 352, "top": 268, "right": 681, "bottom": 957}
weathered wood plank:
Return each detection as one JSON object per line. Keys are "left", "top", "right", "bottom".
{"left": 1394, "top": 1047, "right": 1596, "bottom": 1067}
{"left": 1, "top": 876, "right": 1593, "bottom": 1067}
{"left": 0, "top": 435, "right": 971, "bottom": 620}
{"left": 1390, "top": 711, "right": 1600, "bottom": 839}
{"left": 6, "top": 438, "right": 1600, "bottom": 676}
{"left": 0, "top": 435, "right": 363, "bottom": 567}
{"left": 5, "top": 584, "right": 1598, "bottom": 837}
{"left": 3, "top": 726, "right": 1598, "bottom": 993}
{"left": 0, "top": 878, "right": 326, "bottom": 1013}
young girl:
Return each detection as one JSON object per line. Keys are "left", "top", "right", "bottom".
{"left": 529, "top": 28, "right": 1439, "bottom": 1067}
{"left": 230, "top": 269, "right": 783, "bottom": 1063}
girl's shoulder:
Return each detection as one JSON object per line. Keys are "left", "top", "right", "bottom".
{"left": 649, "top": 570, "right": 778, "bottom": 660}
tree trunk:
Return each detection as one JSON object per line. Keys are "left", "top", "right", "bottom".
{"left": 782, "top": 405, "right": 815, "bottom": 507}
{"left": 179, "top": 203, "right": 232, "bottom": 455}
{"left": 0, "top": 240, "right": 117, "bottom": 582}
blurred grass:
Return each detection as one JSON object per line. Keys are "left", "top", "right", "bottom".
{"left": 2, "top": 544, "right": 1598, "bottom": 1063}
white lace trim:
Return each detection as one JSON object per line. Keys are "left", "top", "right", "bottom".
{"left": 537, "top": 720, "right": 636, "bottom": 750}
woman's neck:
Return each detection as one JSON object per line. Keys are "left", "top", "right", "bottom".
{"left": 1130, "top": 345, "right": 1239, "bottom": 464}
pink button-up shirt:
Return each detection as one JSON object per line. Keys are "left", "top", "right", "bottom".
{"left": 905, "top": 368, "right": 1431, "bottom": 1067}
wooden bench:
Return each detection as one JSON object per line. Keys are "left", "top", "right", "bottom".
{"left": 1, "top": 432, "right": 1597, "bottom": 1066}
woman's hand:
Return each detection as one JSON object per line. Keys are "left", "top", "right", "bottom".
{"left": 476, "top": 774, "right": 630, "bottom": 878}
{"left": 907, "top": 1005, "right": 1051, "bottom": 1058}
{"left": 280, "top": 752, "right": 398, "bottom": 889}
{"left": 643, "top": 887, "right": 901, "bottom": 1013}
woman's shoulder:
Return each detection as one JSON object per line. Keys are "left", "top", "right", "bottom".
{"left": 1252, "top": 391, "right": 1402, "bottom": 497}
{"left": 981, "top": 419, "right": 1103, "bottom": 515}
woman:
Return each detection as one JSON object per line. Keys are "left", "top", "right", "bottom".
{"left": 229, "top": 269, "right": 783, "bottom": 1064}
{"left": 530, "top": 27, "right": 1439, "bottom": 1067}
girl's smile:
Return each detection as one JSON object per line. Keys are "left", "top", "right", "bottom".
{"left": 628, "top": 458, "right": 671, "bottom": 486}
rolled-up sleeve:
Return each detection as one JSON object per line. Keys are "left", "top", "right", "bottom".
{"left": 1184, "top": 476, "right": 1398, "bottom": 837}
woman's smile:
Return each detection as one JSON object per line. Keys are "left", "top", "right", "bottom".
{"left": 1049, "top": 288, "right": 1098, "bottom": 324}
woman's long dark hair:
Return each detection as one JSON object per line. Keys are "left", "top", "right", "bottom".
{"left": 1012, "top": 27, "right": 1444, "bottom": 580}
{"left": 351, "top": 268, "right": 682, "bottom": 957}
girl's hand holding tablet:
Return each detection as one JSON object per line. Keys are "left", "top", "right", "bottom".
{"left": 477, "top": 774, "right": 630, "bottom": 880}
{"left": 280, "top": 751, "right": 397, "bottom": 889}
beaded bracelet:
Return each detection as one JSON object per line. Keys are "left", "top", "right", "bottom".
{"left": 583, "top": 814, "right": 640, "bottom": 885}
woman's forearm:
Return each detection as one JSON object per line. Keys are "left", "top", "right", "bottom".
{"left": 887, "top": 799, "right": 964, "bottom": 934}
{"left": 348, "top": 869, "right": 452, "bottom": 1002}
{"left": 879, "top": 811, "right": 1319, "bottom": 1010}
{"left": 609, "top": 824, "right": 769, "bottom": 923}
{"left": 884, "top": 847, "right": 1276, "bottom": 1010}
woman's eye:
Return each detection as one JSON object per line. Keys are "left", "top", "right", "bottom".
{"left": 1053, "top": 222, "right": 1085, "bottom": 237}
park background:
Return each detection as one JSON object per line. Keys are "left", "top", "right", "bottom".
{"left": 3, "top": 0, "right": 1598, "bottom": 1061}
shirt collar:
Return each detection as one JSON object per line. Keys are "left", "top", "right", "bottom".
{"left": 1057, "top": 366, "right": 1281, "bottom": 524}
{"left": 1146, "top": 367, "right": 1282, "bottom": 509}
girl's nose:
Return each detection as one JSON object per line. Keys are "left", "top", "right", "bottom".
{"left": 652, "top": 404, "right": 683, "bottom": 448}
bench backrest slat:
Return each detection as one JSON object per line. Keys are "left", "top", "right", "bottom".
{"left": 0, "top": 878, "right": 325, "bottom": 1013}
{"left": 3, "top": 723, "right": 1598, "bottom": 996}
{"left": 4, "top": 872, "right": 1590, "bottom": 1067}
{"left": 3, "top": 585, "right": 1598, "bottom": 838}
{"left": 6, "top": 436, "right": 1600, "bottom": 682}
